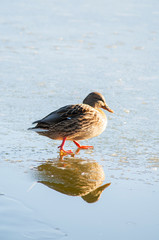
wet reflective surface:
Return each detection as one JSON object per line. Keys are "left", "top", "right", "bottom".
{"left": 35, "top": 157, "right": 110, "bottom": 203}
{"left": 0, "top": 0, "right": 159, "bottom": 239}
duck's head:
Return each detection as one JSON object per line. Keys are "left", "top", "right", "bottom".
{"left": 83, "top": 92, "right": 114, "bottom": 113}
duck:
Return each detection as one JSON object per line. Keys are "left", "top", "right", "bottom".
{"left": 28, "top": 92, "right": 114, "bottom": 155}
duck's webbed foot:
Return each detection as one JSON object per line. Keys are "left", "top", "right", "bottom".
{"left": 73, "top": 140, "right": 94, "bottom": 149}
{"left": 58, "top": 137, "right": 73, "bottom": 155}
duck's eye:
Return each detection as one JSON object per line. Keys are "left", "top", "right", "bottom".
{"left": 97, "top": 100, "right": 104, "bottom": 105}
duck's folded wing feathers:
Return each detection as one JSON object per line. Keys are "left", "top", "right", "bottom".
{"left": 32, "top": 104, "right": 90, "bottom": 127}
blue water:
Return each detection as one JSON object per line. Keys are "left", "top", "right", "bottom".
{"left": 0, "top": 0, "right": 159, "bottom": 239}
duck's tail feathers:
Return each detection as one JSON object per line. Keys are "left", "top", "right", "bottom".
{"left": 28, "top": 122, "right": 50, "bottom": 132}
{"left": 28, "top": 127, "right": 49, "bottom": 133}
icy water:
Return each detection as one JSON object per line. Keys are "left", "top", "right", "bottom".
{"left": 0, "top": 0, "right": 159, "bottom": 239}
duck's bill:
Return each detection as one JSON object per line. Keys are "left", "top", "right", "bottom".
{"left": 102, "top": 105, "right": 114, "bottom": 113}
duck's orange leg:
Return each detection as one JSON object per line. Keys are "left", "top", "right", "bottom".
{"left": 58, "top": 137, "right": 73, "bottom": 155}
{"left": 73, "top": 140, "right": 94, "bottom": 149}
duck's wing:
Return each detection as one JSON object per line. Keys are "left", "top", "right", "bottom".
{"left": 32, "top": 104, "right": 91, "bottom": 128}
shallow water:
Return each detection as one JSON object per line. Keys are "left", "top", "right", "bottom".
{"left": 0, "top": 0, "right": 159, "bottom": 239}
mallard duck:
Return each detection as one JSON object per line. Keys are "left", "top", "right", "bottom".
{"left": 28, "top": 92, "right": 114, "bottom": 154}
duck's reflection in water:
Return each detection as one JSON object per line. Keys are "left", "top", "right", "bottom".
{"left": 35, "top": 157, "right": 111, "bottom": 203}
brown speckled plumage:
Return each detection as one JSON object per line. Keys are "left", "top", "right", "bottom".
{"left": 28, "top": 92, "right": 113, "bottom": 154}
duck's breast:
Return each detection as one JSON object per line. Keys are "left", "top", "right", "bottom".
{"left": 93, "top": 109, "right": 107, "bottom": 136}
{"left": 71, "top": 109, "right": 107, "bottom": 141}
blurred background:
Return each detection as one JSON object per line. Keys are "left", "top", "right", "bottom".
{"left": 0, "top": 0, "right": 159, "bottom": 239}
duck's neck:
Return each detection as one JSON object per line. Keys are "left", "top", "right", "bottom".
{"left": 97, "top": 109, "right": 107, "bottom": 118}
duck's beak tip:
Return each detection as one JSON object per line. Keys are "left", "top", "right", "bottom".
{"left": 102, "top": 105, "right": 114, "bottom": 113}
